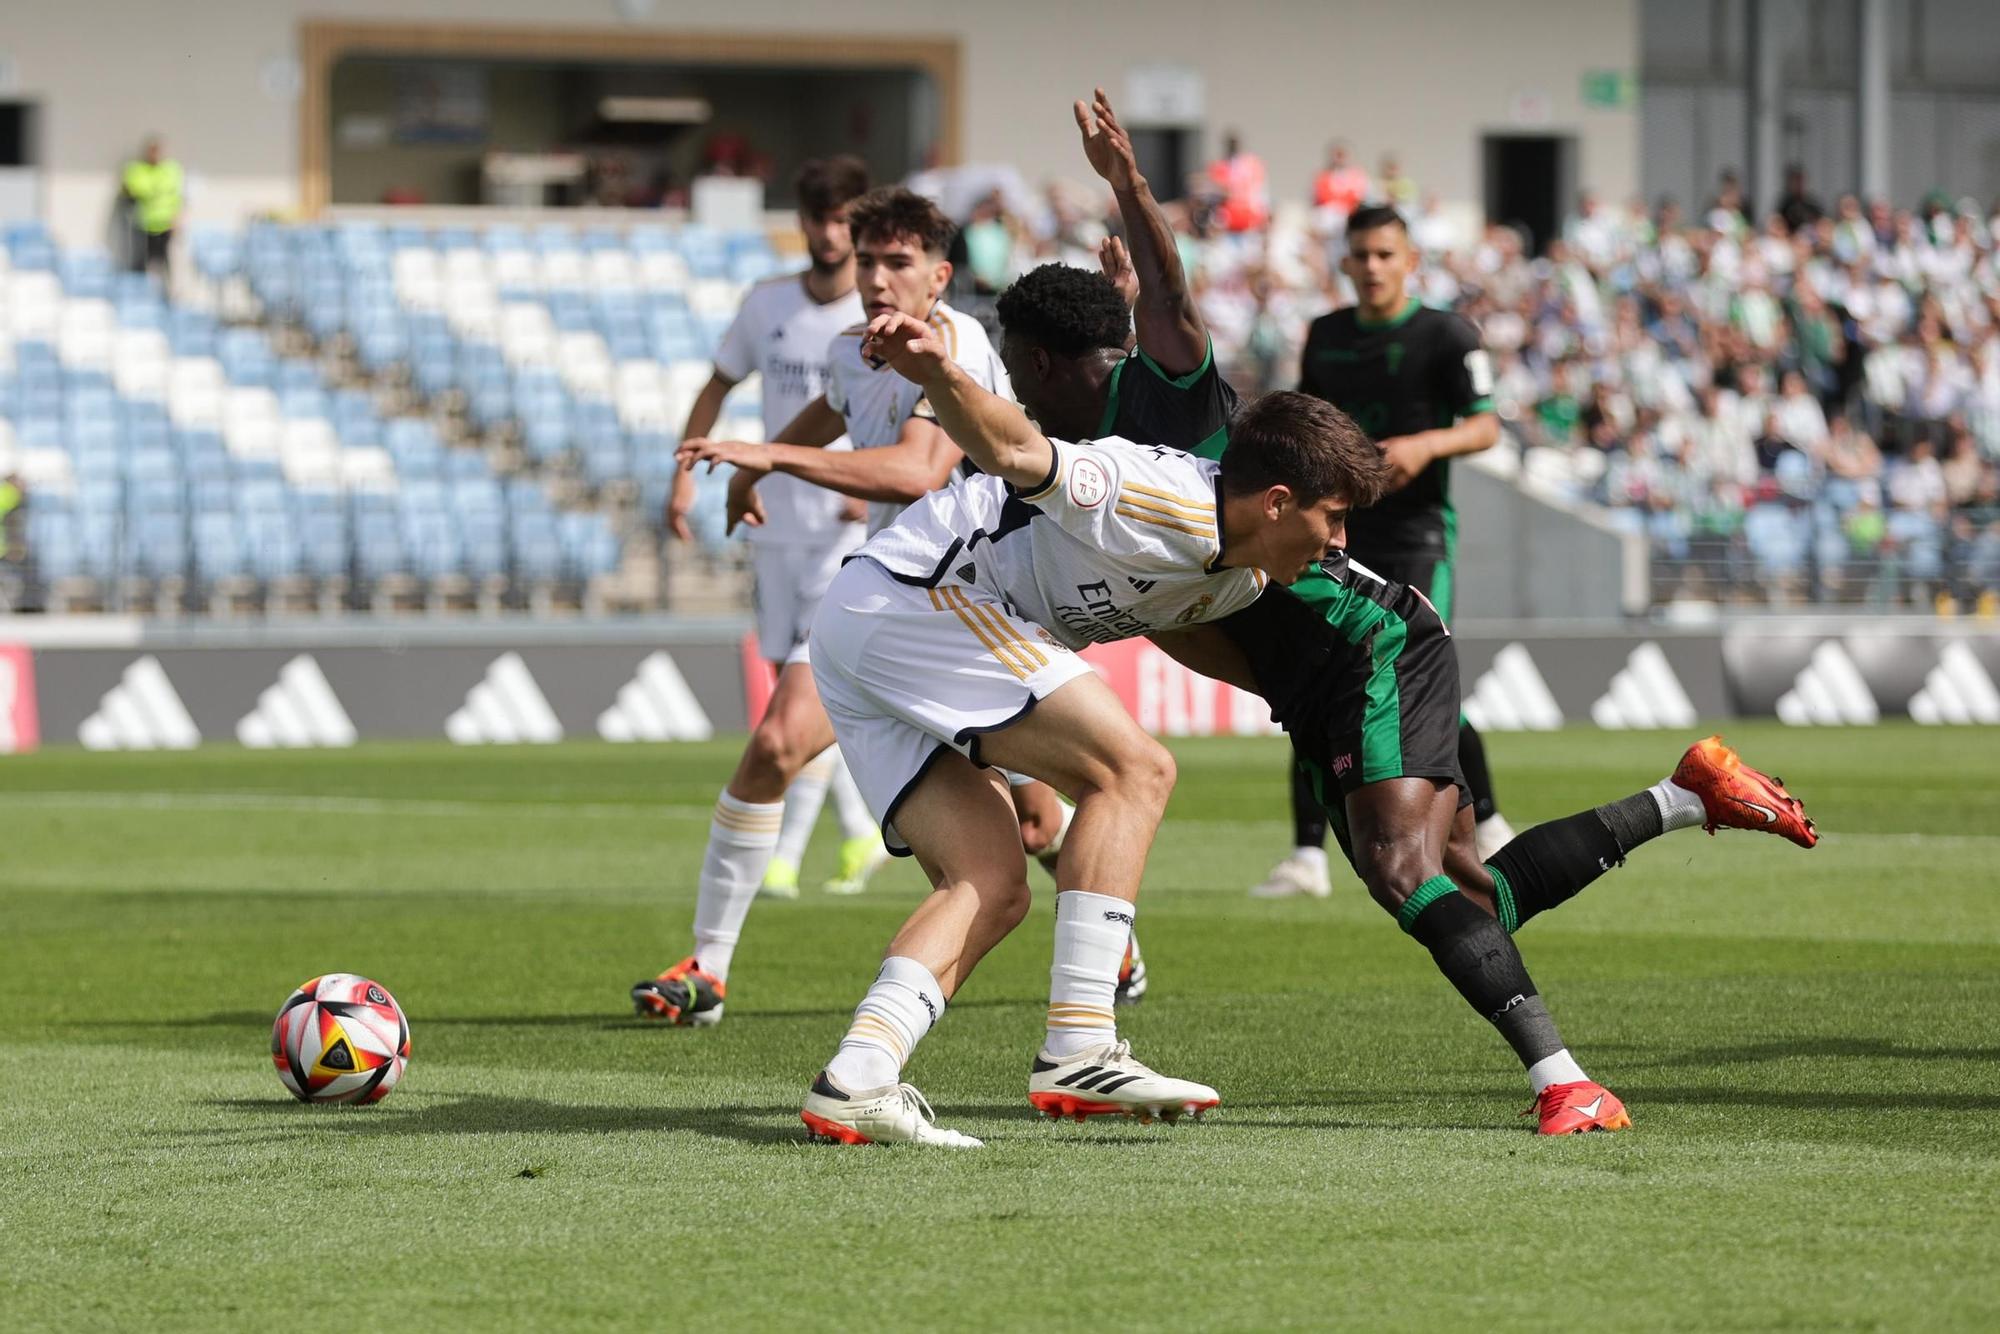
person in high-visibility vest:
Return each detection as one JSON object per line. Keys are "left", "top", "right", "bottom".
{"left": 121, "top": 137, "right": 183, "bottom": 280}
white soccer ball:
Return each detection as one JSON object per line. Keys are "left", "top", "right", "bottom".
{"left": 271, "top": 973, "right": 411, "bottom": 1104}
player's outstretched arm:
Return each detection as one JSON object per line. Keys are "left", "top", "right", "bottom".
{"left": 861, "top": 311, "right": 1053, "bottom": 489}
{"left": 1077, "top": 87, "right": 1209, "bottom": 375}
{"left": 666, "top": 369, "right": 739, "bottom": 541}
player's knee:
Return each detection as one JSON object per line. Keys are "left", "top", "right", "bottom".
{"left": 743, "top": 719, "right": 808, "bottom": 787}
{"left": 1357, "top": 838, "right": 1441, "bottom": 916}
{"left": 1109, "top": 735, "right": 1177, "bottom": 813}
{"left": 994, "top": 877, "right": 1034, "bottom": 932}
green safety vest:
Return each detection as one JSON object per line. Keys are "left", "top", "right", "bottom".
{"left": 122, "top": 159, "right": 184, "bottom": 234}
{"left": 0, "top": 481, "right": 19, "bottom": 560}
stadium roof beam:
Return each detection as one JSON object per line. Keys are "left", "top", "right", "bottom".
{"left": 1855, "top": 0, "right": 1890, "bottom": 202}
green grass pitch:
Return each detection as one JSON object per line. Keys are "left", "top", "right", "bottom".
{"left": 4, "top": 723, "right": 1998, "bottom": 1330}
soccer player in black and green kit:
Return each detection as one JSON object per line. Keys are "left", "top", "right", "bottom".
{"left": 1253, "top": 204, "right": 1513, "bottom": 900}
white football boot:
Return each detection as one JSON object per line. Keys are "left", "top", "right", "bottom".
{"left": 1249, "top": 852, "right": 1332, "bottom": 899}
{"left": 1475, "top": 812, "right": 1517, "bottom": 861}
{"left": 1028, "top": 1040, "right": 1220, "bottom": 1123}
{"left": 800, "top": 1072, "right": 983, "bottom": 1147}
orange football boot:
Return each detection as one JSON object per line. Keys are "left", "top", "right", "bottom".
{"left": 1672, "top": 734, "right": 1818, "bottom": 848}
{"left": 1528, "top": 1079, "right": 1632, "bottom": 1135}
{"left": 630, "top": 955, "right": 726, "bottom": 1026}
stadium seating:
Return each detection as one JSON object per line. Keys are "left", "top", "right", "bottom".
{"left": 0, "top": 216, "right": 783, "bottom": 615}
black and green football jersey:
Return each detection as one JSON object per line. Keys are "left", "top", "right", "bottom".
{"left": 1097, "top": 341, "right": 1237, "bottom": 459}
{"left": 1296, "top": 299, "right": 1492, "bottom": 556}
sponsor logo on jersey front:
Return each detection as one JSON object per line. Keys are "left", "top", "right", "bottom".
{"left": 1055, "top": 580, "right": 1155, "bottom": 644}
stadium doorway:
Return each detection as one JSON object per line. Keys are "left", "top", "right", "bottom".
{"left": 1482, "top": 133, "right": 1574, "bottom": 256}
{"left": 300, "top": 22, "right": 959, "bottom": 215}
{"left": 0, "top": 102, "right": 41, "bottom": 225}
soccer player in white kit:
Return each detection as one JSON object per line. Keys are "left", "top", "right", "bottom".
{"left": 662, "top": 157, "right": 883, "bottom": 906}
{"left": 782, "top": 312, "right": 1389, "bottom": 1147}
{"left": 638, "top": 187, "right": 1046, "bottom": 1028}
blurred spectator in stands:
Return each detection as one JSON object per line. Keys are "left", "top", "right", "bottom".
{"left": 1377, "top": 154, "right": 1416, "bottom": 210}
{"left": 959, "top": 189, "right": 1023, "bottom": 295}
{"left": 1775, "top": 370, "right": 1830, "bottom": 454}
{"left": 1942, "top": 426, "right": 1986, "bottom": 507}
{"left": 1564, "top": 191, "right": 1620, "bottom": 268}
{"left": 1754, "top": 409, "right": 1803, "bottom": 475}
{"left": 1205, "top": 130, "right": 1269, "bottom": 233}
{"left": 1534, "top": 360, "right": 1582, "bottom": 448}
{"left": 120, "top": 136, "right": 183, "bottom": 282}
{"left": 1707, "top": 168, "right": 1750, "bottom": 235}
{"left": 1777, "top": 164, "right": 1825, "bottom": 234}
{"left": 1311, "top": 140, "right": 1369, "bottom": 232}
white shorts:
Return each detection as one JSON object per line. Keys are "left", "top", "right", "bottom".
{"left": 750, "top": 527, "right": 863, "bottom": 667}
{"left": 809, "top": 557, "right": 1096, "bottom": 856}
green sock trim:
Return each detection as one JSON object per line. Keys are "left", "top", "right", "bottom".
{"left": 1397, "top": 875, "right": 1460, "bottom": 934}
{"left": 1487, "top": 864, "right": 1517, "bottom": 934}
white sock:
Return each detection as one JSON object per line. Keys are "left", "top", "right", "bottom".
{"left": 1527, "top": 1048, "right": 1589, "bottom": 1094}
{"left": 1045, "top": 890, "right": 1132, "bottom": 1058}
{"left": 690, "top": 790, "right": 783, "bottom": 981}
{"left": 1648, "top": 778, "right": 1708, "bottom": 833}
{"left": 825, "top": 956, "right": 944, "bottom": 1091}
{"left": 828, "top": 750, "right": 876, "bottom": 841}
{"left": 772, "top": 752, "right": 835, "bottom": 869}
{"left": 1290, "top": 846, "right": 1329, "bottom": 877}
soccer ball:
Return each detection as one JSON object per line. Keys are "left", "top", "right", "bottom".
{"left": 271, "top": 973, "right": 410, "bottom": 1104}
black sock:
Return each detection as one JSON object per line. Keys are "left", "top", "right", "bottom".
{"left": 1484, "top": 794, "right": 1665, "bottom": 932}
{"left": 1290, "top": 761, "right": 1326, "bottom": 849}
{"left": 1458, "top": 721, "right": 1499, "bottom": 823}
{"left": 1404, "top": 884, "right": 1565, "bottom": 1068}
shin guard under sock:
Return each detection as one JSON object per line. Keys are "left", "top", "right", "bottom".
{"left": 1482, "top": 796, "right": 1665, "bottom": 933}
{"left": 1402, "top": 880, "right": 1565, "bottom": 1069}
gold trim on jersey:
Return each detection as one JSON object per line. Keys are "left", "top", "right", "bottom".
{"left": 1121, "top": 481, "right": 1215, "bottom": 513}
{"left": 930, "top": 586, "right": 1046, "bottom": 680}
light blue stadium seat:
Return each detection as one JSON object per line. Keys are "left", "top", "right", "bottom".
{"left": 131, "top": 511, "right": 188, "bottom": 579}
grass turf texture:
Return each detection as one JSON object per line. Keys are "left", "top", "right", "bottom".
{"left": 4, "top": 723, "right": 1998, "bottom": 1331}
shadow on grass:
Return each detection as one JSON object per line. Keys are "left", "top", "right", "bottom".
{"left": 1595, "top": 1036, "right": 2000, "bottom": 1067}
{"left": 191, "top": 1094, "right": 807, "bottom": 1146}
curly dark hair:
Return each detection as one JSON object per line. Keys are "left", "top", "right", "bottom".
{"left": 1222, "top": 391, "right": 1391, "bottom": 508}
{"left": 994, "top": 263, "right": 1132, "bottom": 358}
{"left": 847, "top": 186, "right": 956, "bottom": 258}
{"left": 794, "top": 155, "right": 870, "bottom": 217}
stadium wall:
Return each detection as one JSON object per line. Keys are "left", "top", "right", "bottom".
{"left": 4, "top": 0, "right": 1639, "bottom": 249}
{"left": 3, "top": 617, "right": 1994, "bottom": 753}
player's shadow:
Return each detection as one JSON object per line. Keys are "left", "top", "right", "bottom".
{"left": 1616, "top": 1085, "right": 2000, "bottom": 1116}
{"left": 1595, "top": 1036, "right": 2000, "bottom": 1067}
{"left": 195, "top": 1094, "right": 806, "bottom": 1146}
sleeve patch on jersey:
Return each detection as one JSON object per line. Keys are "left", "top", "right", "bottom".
{"left": 1466, "top": 349, "right": 1494, "bottom": 397}
{"left": 1067, "top": 456, "right": 1111, "bottom": 509}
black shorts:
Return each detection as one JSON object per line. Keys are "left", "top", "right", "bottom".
{"left": 1347, "top": 507, "right": 1456, "bottom": 624}
{"left": 1285, "top": 572, "right": 1467, "bottom": 865}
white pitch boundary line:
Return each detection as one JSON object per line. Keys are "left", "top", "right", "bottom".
{"left": 1, "top": 791, "right": 716, "bottom": 820}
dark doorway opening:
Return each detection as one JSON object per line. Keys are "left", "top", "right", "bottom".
{"left": 1483, "top": 134, "right": 1573, "bottom": 256}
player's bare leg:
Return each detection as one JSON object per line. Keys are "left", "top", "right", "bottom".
{"left": 979, "top": 675, "right": 1218, "bottom": 1122}
{"left": 1010, "top": 776, "right": 1140, "bottom": 1000}
{"left": 802, "top": 755, "right": 1025, "bottom": 1146}
{"left": 632, "top": 663, "right": 836, "bottom": 1025}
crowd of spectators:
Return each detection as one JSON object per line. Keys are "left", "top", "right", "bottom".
{"left": 941, "top": 148, "right": 2000, "bottom": 612}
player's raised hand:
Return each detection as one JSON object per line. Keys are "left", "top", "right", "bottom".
{"left": 1098, "top": 235, "right": 1139, "bottom": 308}
{"left": 1075, "top": 87, "right": 1142, "bottom": 192}
{"left": 724, "top": 468, "right": 767, "bottom": 534}
{"left": 861, "top": 310, "right": 950, "bottom": 386}
{"left": 675, "top": 437, "right": 772, "bottom": 476}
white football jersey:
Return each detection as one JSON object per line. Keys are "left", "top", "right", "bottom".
{"left": 712, "top": 274, "right": 865, "bottom": 545}
{"left": 856, "top": 435, "right": 1268, "bottom": 650}
{"left": 822, "top": 301, "right": 1011, "bottom": 535}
